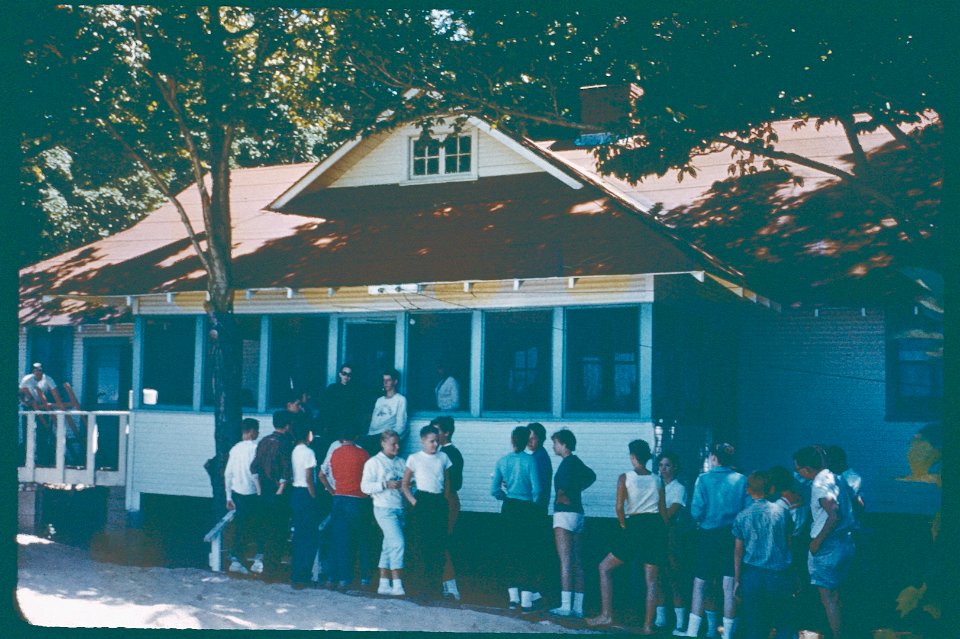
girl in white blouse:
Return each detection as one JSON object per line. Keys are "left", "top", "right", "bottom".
{"left": 361, "top": 430, "right": 408, "bottom": 596}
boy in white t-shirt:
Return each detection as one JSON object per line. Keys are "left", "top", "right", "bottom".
{"left": 289, "top": 419, "right": 319, "bottom": 589}
{"left": 402, "top": 424, "right": 452, "bottom": 599}
{"left": 225, "top": 418, "right": 261, "bottom": 574}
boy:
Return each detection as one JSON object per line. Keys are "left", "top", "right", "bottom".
{"left": 434, "top": 416, "right": 464, "bottom": 601}
{"left": 794, "top": 446, "right": 857, "bottom": 639}
{"left": 675, "top": 443, "right": 748, "bottom": 639}
{"left": 250, "top": 410, "right": 295, "bottom": 578}
{"left": 365, "top": 368, "right": 408, "bottom": 455}
{"left": 732, "top": 471, "right": 794, "bottom": 639}
{"left": 319, "top": 429, "right": 372, "bottom": 589}
{"left": 402, "top": 424, "right": 453, "bottom": 598}
{"left": 224, "top": 418, "right": 261, "bottom": 574}
{"left": 289, "top": 418, "right": 319, "bottom": 589}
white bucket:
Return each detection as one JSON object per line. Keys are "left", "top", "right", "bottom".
{"left": 142, "top": 388, "right": 159, "bottom": 405}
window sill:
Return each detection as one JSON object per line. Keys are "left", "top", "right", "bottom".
{"left": 400, "top": 173, "right": 478, "bottom": 186}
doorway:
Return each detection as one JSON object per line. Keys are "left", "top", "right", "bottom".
{"left": 83, "top": 338, "right": 132, "bottom": 470}
{"left": 341, "top": 319, "right": 397, "bottom": 407}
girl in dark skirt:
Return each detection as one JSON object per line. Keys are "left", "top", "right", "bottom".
{"left": 586, "top": 439, "right": 666, "bottom": 634}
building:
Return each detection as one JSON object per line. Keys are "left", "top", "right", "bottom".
{"left": 18, "top": 89, "right": 942, "bottom": 520}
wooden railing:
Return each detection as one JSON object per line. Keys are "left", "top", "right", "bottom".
{"left": 202, "top": 510, "right": 236, "bottom": 572}
{"left": 17, "top": 410, "right": 131, "bottom": 487}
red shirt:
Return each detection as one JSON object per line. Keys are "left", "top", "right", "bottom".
{"left": 330, "top": 442, "right": 370, "bottom": 498}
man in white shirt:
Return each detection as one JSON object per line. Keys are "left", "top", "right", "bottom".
{"left": 365, "top": 369, "right": 407, "bottom": 455}
{"left": 19, "top": 362, "right": 57, "bottom": 407}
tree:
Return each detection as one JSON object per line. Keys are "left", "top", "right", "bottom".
{"left": 21, "top": 5, "right": 343, "bottom": 519}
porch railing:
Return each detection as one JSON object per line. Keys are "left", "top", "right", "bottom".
{"left": 203, "top": 510, "right": 236, "bottom": 572}
{"left": 17, "top": 410, "right": 131, "bottom": 487}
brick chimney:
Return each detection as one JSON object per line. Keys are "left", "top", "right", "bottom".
{"left": 579, "top": 83, "right": 643, "bottom": 129}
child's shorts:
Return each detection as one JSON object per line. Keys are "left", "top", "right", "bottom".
{"left": 808, "top": 533, "right": 855, "bottom": 590}
{"left": 553, "top": 511, "right": 585, "bottom": 534}
{"left": 610, "top": 513, "right": 665, "bottom": 566}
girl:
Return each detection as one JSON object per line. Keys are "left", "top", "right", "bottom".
{"left": 360, "top": 429, "right": 407, "bottom": 596}
{"left": 656, "top": 450, "right": 690, "bottom": 634}
{"left": 491, "top": 425, "right": 542, "bottom": 611}
{"left": 549, "top": 429, "right": 596, "bottom": 619}
{"left": 402, "top": 424, "right": 452, "bottom": 598}
{"left": 586, "top": 439, "right": 666, "bottom": 634}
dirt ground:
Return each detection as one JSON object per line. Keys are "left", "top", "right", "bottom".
{"left": 15, "top": 534, "right": 598, "bottom": 631}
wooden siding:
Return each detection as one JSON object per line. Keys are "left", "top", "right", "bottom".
{"left": 736, "top": 306, "right": 939, "bottom": 515}
{"left": 326, "top": 125, "right": 542, "bottom": 189}
{"left": 128, "top": 410, "right": 652, "bottom": 518}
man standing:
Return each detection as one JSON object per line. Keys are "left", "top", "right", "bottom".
{"left": 364, "top": 369, "right": 407, "bottom": 455}
{"left": 794, "top": 446, "right": 857, "bottom": 639}
{"left": 19, "top": 363, "right": 59, "bottom": 464}
{"left": 250, "top": 410, "right": 295, "bottom": 580}
{"left": 434, "top": 362, "right": 460, "bottom": 412}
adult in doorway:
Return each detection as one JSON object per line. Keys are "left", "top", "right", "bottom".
{"left": 434, "top": 361, "right": 460, "bottom": 412}
{"left": 19, "top": 362, "right": 59, "bottom": 464}
{"left": 364, "top": 368, "right": 407, "bottom": 456}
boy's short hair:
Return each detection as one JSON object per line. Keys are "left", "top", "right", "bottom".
{"left": 527, "top": 422, "right": 546, "bottom": 444}
{"left": 628, "top": 439, "right": 652, "bottom": 464}
{"left": 551, "top": 429, "right": 576, "bottom": 452}
{"left": 511, "top": 426, "right": 530, "bottom": 452}
{"left": 380, "top": 429, "right": 399, "bottom": 444}
{"left": 292, "top": 418, "right": 312, "bottom": 443}
{"left": 419, "top": 424, "right": 439, "bottom": 439}
{"left": 384, "top": 367, "right": 401, "bottom": 384}
{"left": 746, "top": 470, "right": 770, "bottom": 497}
{"left": 793, "top": 445, "right": 826, "bottom": 471}
{"left": 712, "top": 442, "right": 736, "bottom": 467}
{"left": 430, "top": 415, "right": 455, "bottom": 435}
{"left": 241, "top": 417, "right": 260, "bottom": 434}
{"left": 767, "top": 465, "right": 795, "bottom": 494}
{"left": 657, "top": 450, "right": 680, "bottom": 470}
{"left": 825, "top": 445, "right": 848, "bottom": 473}
{"left": 272, "top": 410, "right": 293, "bottom": 430}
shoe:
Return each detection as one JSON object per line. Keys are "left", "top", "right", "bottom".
{"left": 549, "top": 607, "right": 573, "bottom": 617}
{"left": 672, "top": 630, "right": 691, "bottom": 637}
{"left": 390, "top": 583, "right": 406, "bottom": 596}
{"left": 228, "top": 560, "right": 249, "bottom": 574}
{"left": 360, "top": 578, "right": 371, "bottom": 587}
{"left": 377, "top": 582, "right": 392, "bottom": 595}
{"left": 508, "top": 600, "right": 520, "bottom": 610}
{"left": 250, "top": 559, "right": 264, "bottom": 574}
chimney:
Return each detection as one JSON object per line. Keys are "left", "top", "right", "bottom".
{"left": 579, "top": 83, "right": 643, "bottom": 129}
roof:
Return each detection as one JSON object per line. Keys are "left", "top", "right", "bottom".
{"left": 20, "top": 112, "right": 940, "bottom": 323}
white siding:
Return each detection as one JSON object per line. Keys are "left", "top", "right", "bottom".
{"left": 737, "top": 307, "right": 939, "bottom": 515}
{"left": 328, "top": 125, "right": 543, "bottom": 189}
{"left": 129, "top": 410, "right": 651, "bottom": 518}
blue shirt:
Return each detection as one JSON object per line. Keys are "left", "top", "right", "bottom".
{"left": 690, "top": 466, "right": 749, "bottom": 530}
{"left": 527, "top": 446, "right": 553, "bottom": 511}
{"left": 492, "top": 452, "right": 541, "bottom": 503}
{"left": 732, "top": 498, "right": 793, "bottom": 571}
{"left": 553, "top": 454, "right": 597, "bottom": 514}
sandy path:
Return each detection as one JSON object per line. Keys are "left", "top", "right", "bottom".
{"left": 16, "top": 535, "right": 597, "bottom": 632}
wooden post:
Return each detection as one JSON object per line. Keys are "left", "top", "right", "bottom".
{"left": 55, "top": 413, "right": 66, "bottom": 484}
{"left": 24, "top": 414, "right": 37, "bottom": 481}
{"left": 86, "top": 414, "right": 98, "bottom": 485}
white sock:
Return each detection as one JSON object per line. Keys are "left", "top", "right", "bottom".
{"left": 531, "top": 591, "right": 542, "bottom": 602}
{"left": 655, "top": 605, "right": 667, "bottom": 627}
{"left": 520, "top": 590, "right": 533, "bottom": 608}
{"left": 721, "top": 617, "right": 737, "bottom": 639}
{"left": 508, "top": 587, "right": 520, "bottom": 603}
{"left": 705, "top": 610, "right": 718, "bottom": 637}
{"left": 444, "top": 579, "right": 460, "bottom": 596}
{"left": 675, "top": 607, "right": 687, "bottom": 630}
{"left": 573, "top": 592, "right": 585, "bottom": 615}
{"left": 685, "top": 613, "right": 702, "bottom": 637}
{"left": 557, "top": 591, "right": 572, "bottom": 610}
{"left": 379, "top": 577, "right": 390, "bottom": 589}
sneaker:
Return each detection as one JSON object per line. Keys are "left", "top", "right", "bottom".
{"left": 377, "top": 581, "right": 392, "bottom": 595}
{"left": 672, "top": 630, "right": 691, "bottom": 637}
{"left": 390, "top": 583, "right": 406, "bottom": 596}
{"left": 549, "top": 607, "right": 573, "bottom": 617}
{"left": 250, "top": 559, "right": 264, "bottom": 574}
{"left": 228, "top": 560, "right": 249, "bottom": 575}
{"left": 508, "top": 600, "right": 520, "bottom": 610}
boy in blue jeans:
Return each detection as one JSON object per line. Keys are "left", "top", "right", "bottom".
{"left": 732, "top": 471, "right": 794, "bottom": 639}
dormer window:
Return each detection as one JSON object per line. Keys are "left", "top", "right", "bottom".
{"left": 410, "top": 133, "right": 474, "bottom": 180}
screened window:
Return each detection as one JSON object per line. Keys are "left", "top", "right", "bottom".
{"left": 483, "top": 311, "right": 552, "bottom": 412}
{"left": 408, "top": 313, "right": 471, "bottom": 413}
{"left": 565, "top": 307, "right": 639, "bottom": 413}
{"left": 269, "top": 316, "right": 329, "bottom": 408}
{"left": 887, "top": 307, "right": 943, "bottom": 421}
{"left": 142, "top": 317, "right": 195, "bottom": 406}
{"left": 411, "top": 134, "right": 472, "bottom": 178}
{"left": 26, "top": 326, "right": 73, "bottom": 389}
{"left": 203, "top": 315, "right": 261, "bottom": 408}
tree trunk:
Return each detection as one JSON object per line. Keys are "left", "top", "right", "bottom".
{"left": 203, "top": 131, "right": 242, "bottom": 523}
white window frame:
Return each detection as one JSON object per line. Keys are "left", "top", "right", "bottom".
{"left": 406, "top": 129, "right": 478, "bottom": 184}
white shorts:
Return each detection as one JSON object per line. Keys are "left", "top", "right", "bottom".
{"left": 553, "top": 511, "right": 585, "bottom": 534}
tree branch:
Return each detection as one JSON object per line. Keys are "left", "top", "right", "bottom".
{"left": 837, "top": 113, "right": 873, "bottom": 179}
{"left": 95, "top": 116, "right": 213, "bottom": 276}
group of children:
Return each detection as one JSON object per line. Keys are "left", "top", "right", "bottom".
{"left": 225, "top": 411, "right": 861, "bottom": 639}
